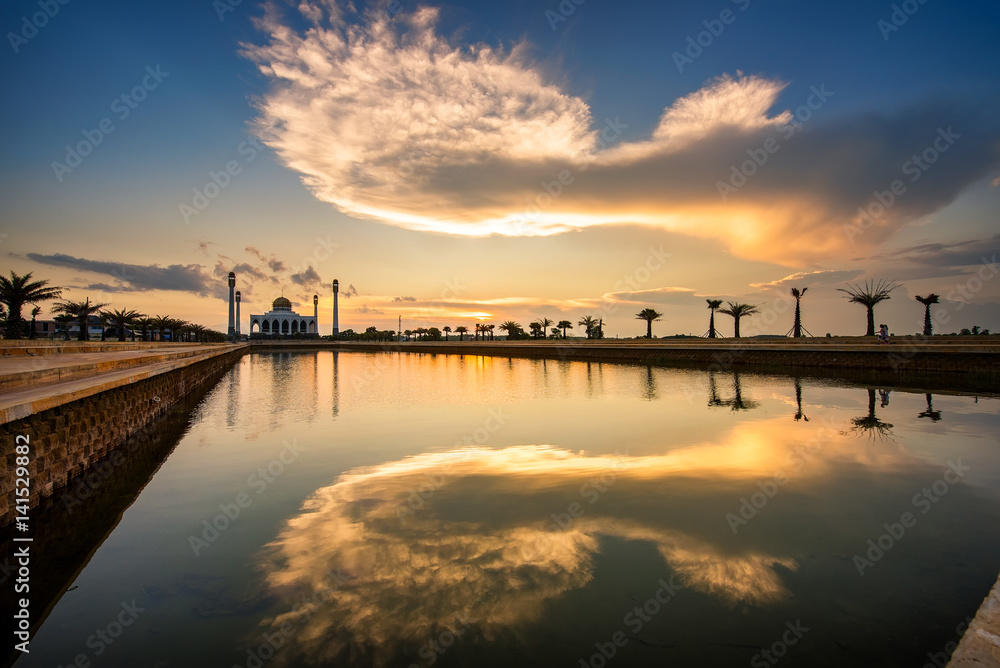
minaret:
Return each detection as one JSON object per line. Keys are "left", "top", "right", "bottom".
{"left": 227, "top": 272, "right": 236, "bottom": 341}
{"left": 313, "top": 294, "right": 318, "bottom": 335}
{"left": 235, "top": 291, "right": 241, "bottom": 338}
{"left": 332, "top": 279, "right": 340, "bottom": 336}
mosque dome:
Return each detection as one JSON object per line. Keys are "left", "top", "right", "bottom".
{"left": 272, "top": 296, "right": 293, "bottom": 311}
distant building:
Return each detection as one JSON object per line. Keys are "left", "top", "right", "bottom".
{"left": 249, "top": 296, "right": 319, "bottom": 338}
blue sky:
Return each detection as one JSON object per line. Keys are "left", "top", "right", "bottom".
{"left": 2, "top": 0, "right": 998, "bottom": 336}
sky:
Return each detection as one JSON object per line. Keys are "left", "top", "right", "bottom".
{"left": 1, "top": 0, "right": 998, "bottom": 337}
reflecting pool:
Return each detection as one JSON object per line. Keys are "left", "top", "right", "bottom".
{"left": 12, "top": 352, "right": 1000, "bottom": 667}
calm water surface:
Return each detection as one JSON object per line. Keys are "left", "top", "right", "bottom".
{"left": 16, "top": 352, "right": 1000, "bottom": 667}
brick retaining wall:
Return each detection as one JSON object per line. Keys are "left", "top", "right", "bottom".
{"left": 0, "top": 347, "right": 244, "bottom": 526}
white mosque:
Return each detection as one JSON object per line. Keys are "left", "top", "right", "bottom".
{"left": 249, "top": 295, "right": 319, "bottom": 338}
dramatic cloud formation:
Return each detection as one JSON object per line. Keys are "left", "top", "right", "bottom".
{"left": 749, "top": 269, "right": 864, "bottom": 290}
{"left": 243, "top": 2, "right": 1000, "bottom": 265}
{"left": 246, "top": 246, "right": 286, "bottom": 273}
{"left": 290, "top": 265, "right": 323, "bottom": 288}
{"left": 26, "top": 253, "right": 217, "bottom": 296}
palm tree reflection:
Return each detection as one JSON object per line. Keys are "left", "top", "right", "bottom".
{"left": 850, "top": 388, "right": 894, "bottom": 442}
{"left": 793, "top": 378, "right": 808, "bottom": 422}
{"left": 708, "top": 372, "right": 759, "bottom": 411}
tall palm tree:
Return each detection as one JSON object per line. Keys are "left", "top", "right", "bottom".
{"left": 528, "top": 321, "right": 543, "bottom": 339}
{"left": 706, "top": 299, "right": 723, "bottom": 338}
{"left": 486, "top": 323, "right": 495, "bottom": 341}
{"left": 499, "top": 320, "right": 521, "bottom": 339}
{"left": 635, "top": 308, "right": 663, "bottom": 338}
{"left": 53, "top": 313, "right": 74, "bottom": 340}
{"left": 837, "top": 279, "right": 899, "bottom": 336}
{"left": 914, "top": 294, "right": 940, "bottom": 336}
{"left": 719, "top": 301, "right": 759, "bottom": 338}
{"left": 538, "top": 317, "right": 553, "bottom": 339}
{"left": 443, "top": 326, "right": 451, "bottom": 341}
{"left": 578, "top": 315, "right": 598, "bottom": 339}
{"left": 135, "top": 316, "right": 153, "bottom": 342}
{"left": 151, "top": 314, "right": 173, "bottom": 341}
{"left": 0, "top": 271, "right": 63, "bottom": 339}
{"left": 790, "top": 287, "right": 808, "bottom": 338}
{"left": 102, "top": 307, "right": 143, "bottom": 341}
{"left": 188, "top": 324, "right": 207, "bottom": 342}
{"left": 52, "top": 298, "right": 107, "bottom": 341}
{"left": 455, "top": 325, "right": 468, "bottom": 341}
{"left": 29, "top": 305, "right": 42, "bottom": 340}
{"left": 557, "top": 320, "right": 573, "bottom": 339}
{"left": 99, "top": 312, "right": 109, "bottom": 341}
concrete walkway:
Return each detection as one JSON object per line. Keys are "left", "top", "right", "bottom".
{"left": 0, "top": 343, "right": 247, "bottom": 424}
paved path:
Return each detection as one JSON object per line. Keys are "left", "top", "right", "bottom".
{"left": 0, "top": 343, "right": 247, "bottom": 424}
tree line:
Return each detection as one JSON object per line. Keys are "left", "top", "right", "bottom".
{"left": 0, "top": 271, "right": 227, "bottom": 342}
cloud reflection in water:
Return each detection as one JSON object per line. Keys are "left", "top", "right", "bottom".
{"left": 257, "top": 445, "right": 806, "bottom": 664}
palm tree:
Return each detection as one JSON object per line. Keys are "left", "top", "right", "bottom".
{"left": 151, "top": 314, "right": 173, "bottom": 341}
{"left": 0, "top": 271, "right": 63, "bottom": 339}
{"left": 189, "top": 324, "right": 207, "bottom": 342}
{"left": 578, "top": 315, "right": 598, "bottom": 339}
{"left": 528, "top": 321, "right": 543, "bottom": 339}
{"left": 915, "top": 294, "right": 940, "bottom": 336}
{"left": 635, "top": 308, "right": 663, "bottom": 338}
{"left": 837, "top": 279, "right": 899, "bottom": 336}
{"left": 486, "top": 323, "right": 495, "bottom": 341}
{"left": 706, "top": 299, "right": 723, "bottom": 338}
{"left": 135, "top": 316, "right": 153, "bottom": 342}
{"left": 454, "top": 326, "right": 467, "bottom": 341}
{"left": 52, "top": 298, "right": 107, "bottom": 341}
{"left": 99, "top": 312, "right": 109, "bottom": 341}
{"left": 102, "top": 307, "right": 143, "bottom": 341}
{"left": 557, "top": 320, "right": 573, "bottom": 338}
{"left": 443, "top": 326, "right": 451, "bottom": 341}
{"left": 29, "top": 305, "right": 42, "bottom": 340}
{"left": 53, "top": 313, "right": 73, "bottom": 340}
{"left": 719, "top": 301, "right": 759, "bottom": 338}
{"left": 499, "top": 321, "right": 521, "bottom": 340}
{"left": 790, "top": 288, "right": 808, "bottom": 338}
{"left": 537, "top": 317, "right": 553, "bottom": 339}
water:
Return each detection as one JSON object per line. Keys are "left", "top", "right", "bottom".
{"left": 11, "top": 352, "right": 1000, "bottom": 667}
